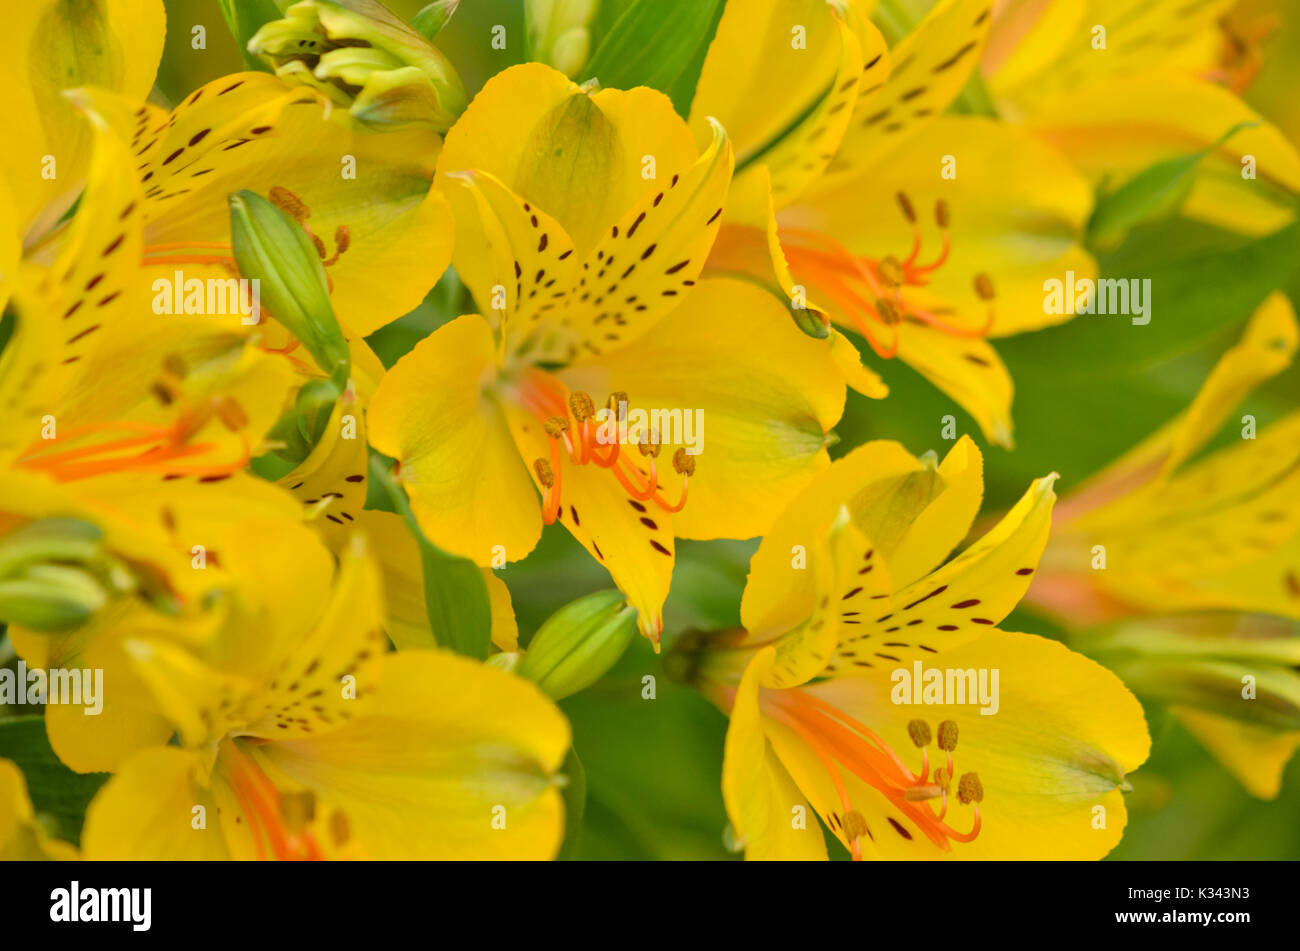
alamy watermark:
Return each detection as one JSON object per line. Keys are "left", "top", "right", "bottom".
{"left": 0, "top": 661, "right": 103, "bottom": 715}
{"left": 1043, "top": 271, "right": 1151, "bottom": 326}
{"left": 890, "top": 661, "right": 999, "bottom": 715}
{"left": 152, "top": 270, "right": 261, "bottom": 325}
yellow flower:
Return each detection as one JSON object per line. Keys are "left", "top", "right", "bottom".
{"left": 369, "top": 64, "right": 857, "bottom": 645}
{"left": 77, "top": 534, "right": 571, "bottom": 859}
{"left": 983, "top": 0, "right": 1300, "bottom": 237}
{"left": 671, "top": 437, "right": 1149, "bottom": 859}
{"left": 692, "top": 0, "right": 1094, "bottom": 445}
{"left": 1026, "top": 293, "right": 1300, "bottom": 799}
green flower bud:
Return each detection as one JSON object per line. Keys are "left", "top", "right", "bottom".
{"left": 411, "top": 0, "right": 459, "bottom": 40}
{"left": 248, "top": 0, "right": 467, "bottom": 132}
{"left": 525, "top": 0, "right": 598, "bottom": 77}
{"left": 0, "top": 519, "right": 126, "bottom": 631}
{"left": 517, "top": 589, "right": 638, "bottom": 700}
{"left": 228, "top": 189, "right": 351, "bottom": 387}
{"left": 0, "top": 564, "right": 110, "bottom": 631}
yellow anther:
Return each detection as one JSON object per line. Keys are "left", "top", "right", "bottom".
{"left": 842, "top": 810, "right": 869, "bottom": 841}
{"left": 937, "top": 720, "right": 959, "bottom": 752}
{"left": 907, "top": 719, "right": 931, "bottom": 747}
{"left": 672, "top": 448, "right": 695, "bottom": 476}
{"left": 904, "top": 784, "right": 943, "bottom": 801}
{"left": 543, "top": 416, "right": 570, "bottom": 438}
{"left": 534, "top": 458, "right": 555, "bottom": 488}
{"left": 896, "top": 191, "right": 916, "bottom": 224}
{"left": 569, "top": 391, "right": 596, "bottom": 423}
{"left": 935, "top": 199, "right": 950, "bottom": 230}
{"left": 932, "top": 767, "right": 949, "bottom": 790}
{"left": 957, "top": 772, "right": 984, "bottom": 805}
{"left": 973, "top": 272, "right": 995, "bottom": 301}
{"left": 638, "top": 435, "right": 661, "bottom": 458}
{"left": 878, "top": 256, "right": 905, "bottom": 288}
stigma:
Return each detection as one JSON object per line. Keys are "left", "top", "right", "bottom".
{"left": 781, "top": 192, "right": 997, "bottom": 358}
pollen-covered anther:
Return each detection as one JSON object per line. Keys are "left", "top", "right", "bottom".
{"left": 875, "top": 297, "right": 902, "bottom": 326}
{"left": 269, "top": 185, "right": 311, "bottom": 222}
{"left": 608, "top": 391, "right": 629, "bottom": 421}
{"left": 957, "top": 772, "right": 984, "bottom": 805}
{"left": 973, "top": 273, "right": 996, "bottom": 301}
{"left": 842, "top": 810, "right": 870, "bottom": 841}
{"left": 311, "top": 233, "right": 329, "bottom": 259}
{"left": 214, "top": 397, "right": 250, "bottom": 432}
{"left": 569, "top": 391, "right": 596, "bottom": 423}
{"left": 896, "top": 191, "right": 917, "bottom": 224}
{"left": 534, "top": 458, "right": 555, "bottom": 488}
{"left": 672, "top": 448, "right": 695, "bottom": 477}
{"left": 932, "top": 766, "right": 949, "bottom": 790}
{"left": 907, "top": 718, "right": 932, "bottom": 747}
{"left": 934, "top": 200, "right": 950, "bottom": 230}
{"left": 937, "top": 720, "right": 959, "bottom": 752}
{"left": 878, "top": 255, "right": 905, "bottom": 288}
{"left": 638, "top": 435, "right": 661, "bottom": 458}
{"left": 543, "top": 415, "right": 570, "bottom": 438}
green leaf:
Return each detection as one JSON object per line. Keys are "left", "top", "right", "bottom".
{"left": 580, "top": 0, "right": 724, "bottom": 113}
{"left": 366, "top": 450, "right": 492, "bottom": 660}
{"left": 1086, "top": 121, "right": 1258, "bottom": 251}
{"left": 557, "top": 747, "right": 586, "bottom": 859}
{"left": 217, "top": 0, "right": 282, "bottom": 72}
{"left": 0, "top": 717, "right": 107, "bottom": 847}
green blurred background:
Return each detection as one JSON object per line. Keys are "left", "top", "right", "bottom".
{"left": 16, "top": 0, "right": 1295, "bottom": 860}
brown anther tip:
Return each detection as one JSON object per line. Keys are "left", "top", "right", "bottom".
{"left": 937, "top": 719, "right": 959, "bottom": 752}
{"left": 534, "top": 458, "right": 555, "bottom": 488}
{"left": 608, "top": 391, "right": 629, "bottom": 420}
{"left": 879, "top": 256, "right": 905, "bottom": 288}
{"left": 907, "top": 719, "right": 932, "bottom": 748}
{"left": 935, "top": 199, "right": 950, "bottom": 230}
{"left": 896, "top": 191, "right": 916, "bottom": 224}
{"left": 933, "top": 767, "right": 949, "bottom": 790}
{"left": 638, "top": 436, "right": 661, "bottom": 458}
{"left": 269, "top": 185, "right": 310, "bottom": 221}
{"left": 568, "top": 391, "right": 596, "bottom": 423}
{"left": 973, "top": 273, "right": 995, "bottom": 301}
{"left": 672, "top": 447, "right": 696, "bottom": 476}
{"left": 150, "top": 381, "right": 176, "bottom": 406}
{"left": 214, "top": 397, "right": 249, "bottom": 432}
{"left": 957, "top": 772, "right": 984, "bottom": 805}
{"left": 842, "top": 810, "right": 869, "bottom": 841}
{"left": 333, "top": 225, "right": 351, "bottom": 254}
{"left": 311, "top": 233, "right": 328, "bottom": 259}
{"left": 543, "top": 416, "right": 570, "bottom": 438}
{"left": 875, "top": 297, "right": 902, "bottom": 326}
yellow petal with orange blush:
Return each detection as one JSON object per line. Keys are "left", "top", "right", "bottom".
{"left": 256, "top": 650, "right": 570, "bottom": 860}
{"left": 722, "top": 647, "right": 829, "bottom": 860}
{"left": 367, "top": 314, "right": 543, "bottom": 566}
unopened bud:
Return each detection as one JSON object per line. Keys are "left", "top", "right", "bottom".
{"left": 516, "top": 589, "right": 639, "bottom": 700}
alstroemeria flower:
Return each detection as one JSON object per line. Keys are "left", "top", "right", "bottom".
{"left": 671, "top": 437, "right": 1149, "bottom": 859}
{"left": 369, "top": 63, "right": 859, "bottom": 645}
{"left": 982, "top": 0, "right": 1300, "bottom": 237}
{"left": 77, "top": 534, "right": 571, "bottom": 860}
{"left": 692, "top": 0, "right": 1094, "bottom": 445}
{"left": 1026, "top": 293, "right": 1300, "bottom": 798}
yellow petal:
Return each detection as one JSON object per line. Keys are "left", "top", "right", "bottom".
{"left": 894, "top": 322, "right": 1015, "bottom": 448}
{"left": 437, "top": 63, "right": 698, "bottom": 257}
{"left": 278, "top": 387, "right": 371, "bottom": 547}
{"left": 722, "top": 647, "right": 829, "bottom": 860}
{"left": 0, "top": 758, "right": 79, "bottom": 860}
{"left": 559, "top": 278, "right": 848, "bottom": 542}
{"left": 0, "top": 0, "right": 165, "bottom": 237}
{"left": 817, "top": 0, "right": 993, "bottom": 194}
{"left": 1026, "top": 73, "right": 1300, "bottom": 236}
{"left": 783, "top": 628, "right": 1149, "bottom": 859}
{"left": 82, "top": 747, "right": 230, "bottom": 859}
{"left": 257, "top": 650, "right": 570, "bottom": 859}
{"left": 1172, "top": 706, "right": 1300, "bottom": 800}
{"left": 368, "top": 314, "right": 543, "bottom": 566}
